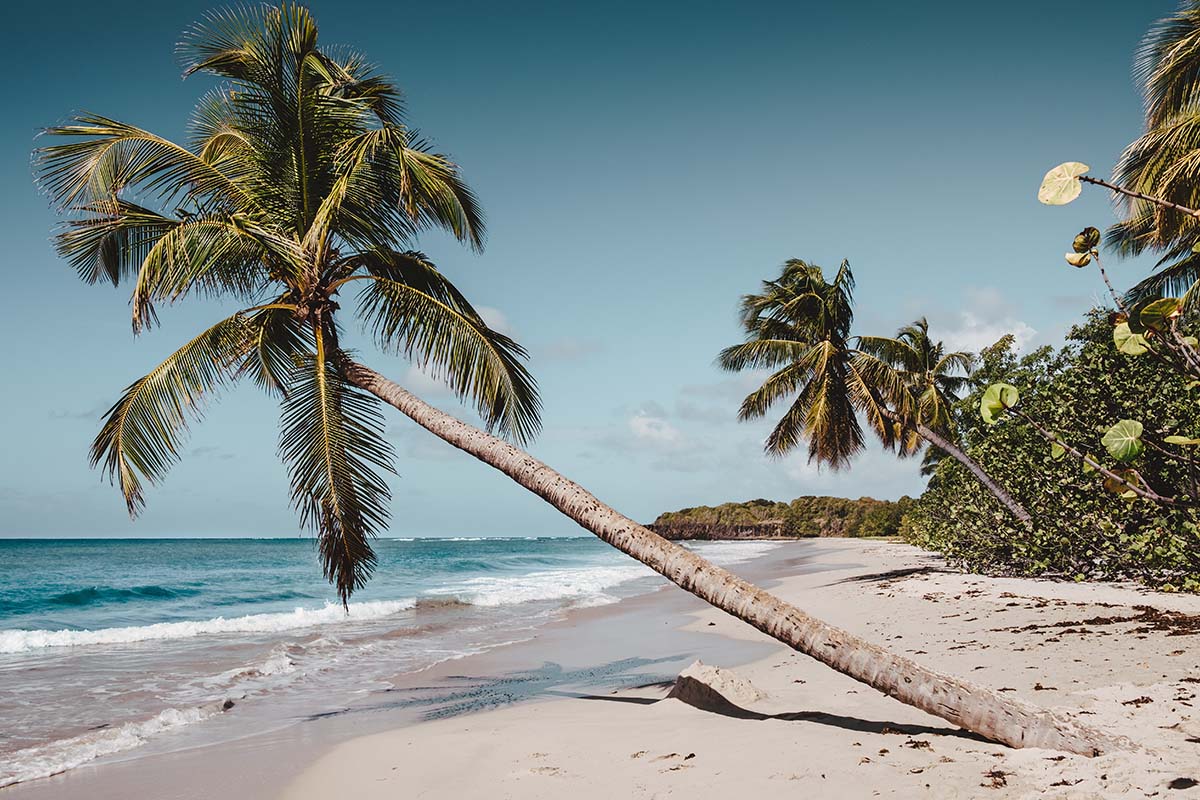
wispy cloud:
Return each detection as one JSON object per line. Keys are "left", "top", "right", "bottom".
{"left": 48, "top": 402, "right": 110, "bottom": 421}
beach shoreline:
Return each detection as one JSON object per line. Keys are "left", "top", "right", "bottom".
{"left": 1, "top": 538, "right": 811, "bottom": 799}
{"left": 9, "top": 538, "right": 1200, "bottom": 799}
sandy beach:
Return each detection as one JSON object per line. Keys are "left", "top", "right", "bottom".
{"left": 281, "top": 539, "right": 1200, "bottom": 799}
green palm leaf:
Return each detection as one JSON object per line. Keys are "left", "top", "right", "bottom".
{"left": 353, "top": 251, "right": 540, "bottom": 444}
{"left": 278, "top": 329, "right": 394, "bottom": 604}
{"left": 92, "top": 313, "right": 254, "bottom": 515}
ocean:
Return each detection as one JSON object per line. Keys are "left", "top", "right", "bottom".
{"left": 0, "top": 536, "right": 778, "bottom": 788}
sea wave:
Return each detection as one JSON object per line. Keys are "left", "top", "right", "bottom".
{"left": 425, "top": 541, "right": 780, "bottom": 608}
{"left": 47, "top": 584, "right": 197, "bottom": 607}
{"left": 0, "top": 701, "right": 227, "bottom": 788}
{"left": 431, "top": 564, "right": 653, "bottom": 607}
{"left": 0, "top": 599, "right": 416, "bottom": 654}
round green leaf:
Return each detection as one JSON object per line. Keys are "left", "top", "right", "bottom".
{"left": 1164, "top": 434, "right": 1200, "bottom": 445}
{"left": 1101, "top": 419, "right": 1144, "bottom": 463}
{"left": 1072, "top": 226, "right": 1101, "bottom": 253}
{"left": 980, "top": 382, "right": 1020, "bottom": 425}
{"left": 1113, "top": 322, "right": 1150, "bottom": 355}
{"left": 1138, "top": 297, "right": 1181, "bottom": 331}
{"left": 1038, "top": 162, "right": 1090, "bottom": 205}
{"left": 1050, "top": 441, "right": 1066, "bottom": 461}
{"left": 1126, "top": 298, "right": 1155, "bottom": 334}
{"left": 1065, "top": 252, "right": 1092, "bottom": 268}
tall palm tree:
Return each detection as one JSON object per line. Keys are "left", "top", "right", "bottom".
{"left": 1109, "top": 1, "right": 1200, "bottom": 298}
{"left": 36, "top": 4, "right": 1105, "bottom": 754}
{"left": 719, "top": 260, "right": 1032, "bottom": 527}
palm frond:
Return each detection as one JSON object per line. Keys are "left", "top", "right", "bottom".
{"left": 354, "top": 252, "right": 540, "bottom": 443}
{"left": 278, "top": 327, "right": 394, "bottom": 604}
{"left": 36, "top": 114, "right": 254, "bottom": 213}
{"left": 340, "top": 126, "right": 485, "bottom": 251}
{"left": 717, "top": 339, "right": 810, "bottom": 371}
{"left": 239, "top": 304, "right": 307, "bottom": 395}
{"left": 54, "top": 199, "right": 178, "bottom": 286}
{"left": 736, "top": 360, "right": 812, "bottom": 422}
{"left": 131, "top": 215, "right": 281, "bottom": 330}
{"left": 92, "top": 313, "right": 254, "bottom": 515}
{"left": 1137, "top": 3, "right": 1200, "bottom": 129}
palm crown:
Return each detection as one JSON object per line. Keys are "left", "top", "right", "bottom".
{"left": 1109, "top": 0, "right": 1200, "bottom": 298}
{"left": 35, "top": 4, "right": 541, "bottom": 603}
{"left": 718, "top": 259, "right": 972, "bottom": 469}
{"left": 856, "top": 318, "right": 973, "bottom": 454}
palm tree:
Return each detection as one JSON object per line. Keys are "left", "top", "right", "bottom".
{"left": 1109, "top": 1, "right": 1200, "bottom": 298}
{"left": 719, "top": 260, "right": 1032, "bottom": 527}
{"left": 36, "top": 4, "right": 1106, "bottom": 754}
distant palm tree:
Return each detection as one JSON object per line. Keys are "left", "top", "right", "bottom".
{"left": 36, "top": 4, "right": 1101, "bottom": 753}
{"left": 1109, "top": 1, "right": 1200, "bottom": 298}
{"left": 719, "top": 260, "right": 1031, "bottom": 526}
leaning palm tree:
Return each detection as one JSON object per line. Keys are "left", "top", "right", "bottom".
{"left": 36, "top": 4, "right": 1109, "bottom": 754}
{"left": 858, "top": 318, "right": 970, "bottom": 452}
{"left": 1108, "top": 1, "right": 1200, "bottom": 298}
{"left": 719, "top": 260, "right": 1032, "bottom": 527}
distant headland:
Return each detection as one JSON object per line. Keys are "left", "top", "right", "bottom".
{"left": 647, "top": 495, "right": 913, "bottom": 540}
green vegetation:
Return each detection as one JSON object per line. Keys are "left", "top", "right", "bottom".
{"left": 898, "top": 4, "right": 1200, "bottom": 591}
{"left": 901, "top": 318, "right": 1200, "bottom": 591}
{"left": 651, "top": 495, "right": 912, "bottom": 539}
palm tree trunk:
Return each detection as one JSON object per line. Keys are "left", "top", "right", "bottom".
{"left": 881, "top": 409, "right": 1033, "bottom": 528}
{"left": 344, "top": 360, "right": 1114, "bottom": 755}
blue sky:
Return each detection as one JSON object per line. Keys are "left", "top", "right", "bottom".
{"left": 0, "top": 0, "right": 1177, "bottom": 537}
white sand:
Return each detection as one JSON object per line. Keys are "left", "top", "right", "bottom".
{"left": 281, "top": 540, "right": 1200, "bottom": 799}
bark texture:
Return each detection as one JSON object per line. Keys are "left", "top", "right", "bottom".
{"left": 346, "top": 360, "right": 1119, "bottom": 756}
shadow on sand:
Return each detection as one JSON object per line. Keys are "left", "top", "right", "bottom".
{"left": 307, "top": 654, "right": 986, "bottom": 745}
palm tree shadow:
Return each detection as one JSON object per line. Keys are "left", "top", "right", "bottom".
{"left": 830, "top": 566, "right": 946, "bottom": 585}
{"left": 566, "top": 682, "right": 988, "bottom": 743}
{"left": 306, "top": 656, "right": 689, "bottom": 723}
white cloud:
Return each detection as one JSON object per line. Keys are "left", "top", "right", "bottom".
{"left": 478, "top": 306, "right": 513, "bottom": 335}
{"left": 937, "top": 311, "right": 1037, "bottom": 354}
{"left": 930, "top": 287, "right": 1037, "bottom": 354}
{"left": 403, "top": 363, "right": 451, "bottom": 395}
{"left": 629, "top": 411, "right": 682, "bottom": 446}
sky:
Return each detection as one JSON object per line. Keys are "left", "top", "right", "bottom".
{"left": 0, "top": 0, "right": 1179, "bottom": 538}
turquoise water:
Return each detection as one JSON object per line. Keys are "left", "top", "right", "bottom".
{"left": 0, "top": 536, "right": 778, "bottom": 787}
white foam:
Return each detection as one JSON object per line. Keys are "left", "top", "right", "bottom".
{"left": 432, "top": 563, "right": 653, "bottom": 607}
{"left": 0, "top": 599, "right": 416, "bottom": 654}
{"left": 0, "top": 703, "right": 223, "bottom": 788}
{"left": 428, "top": 542, "right": 780, "bottom": 609}
{"left": 685, "top": 540, "right": 782, "bottom": 566}
{"left": 204, "top": 645, "right": 299, "bottom": 688}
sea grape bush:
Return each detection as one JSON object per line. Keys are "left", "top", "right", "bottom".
{"left": 905, "top": 165, "right": 1200, "bottom": 589}
{"left": 903, "top": 317, "right": 1200, "bottom": 590}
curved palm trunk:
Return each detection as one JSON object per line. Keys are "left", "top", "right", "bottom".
{"left": 346, "top": 360, "right": 1113, "bottom": 755}
{"left": 881, "top": 409, "right": 1033, "bottom": 528}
